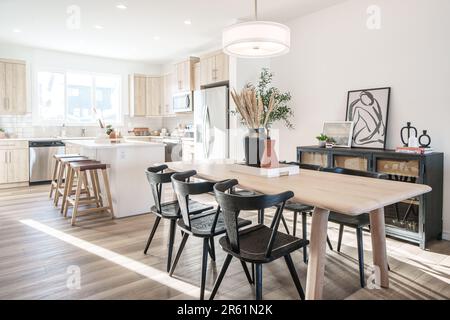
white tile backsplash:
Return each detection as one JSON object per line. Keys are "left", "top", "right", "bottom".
{"left": 0, "top": 114, "right": 165, "bottom": 138}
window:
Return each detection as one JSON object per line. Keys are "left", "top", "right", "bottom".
{"left": 36, "top": 71, "right": 121, "bottom": 125}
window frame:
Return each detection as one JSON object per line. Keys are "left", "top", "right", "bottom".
{"left": 33, "top": 67, "right": 123, "bottom": 127}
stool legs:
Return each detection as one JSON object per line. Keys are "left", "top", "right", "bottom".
{"left": 63, "top": 165, "right": 113, "bottom": 225}
{"left": 53, "top": 162, "right": 66, "bottom": 207}
{"left": 63, "top": 166, "right": 75, "bottom": 217}
{"left": 49, "top": 159, "right": 59, "bottom": 198}
{"left": 71, "top": 170, "right": 83, "bottom": 226}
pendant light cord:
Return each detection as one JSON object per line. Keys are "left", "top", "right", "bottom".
{"left": 254, "top": 0, "right": 258, "bottom": 20}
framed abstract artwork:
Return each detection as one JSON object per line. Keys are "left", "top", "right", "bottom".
{"left": 345, "top": 87, "right": 391, "bottom": 149}
{"left": 322, "top": 121, "right": 354, "bottom": 148}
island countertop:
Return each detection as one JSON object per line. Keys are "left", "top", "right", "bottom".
{"left": 65, "top": 139, "right": 165, "bottom": 149}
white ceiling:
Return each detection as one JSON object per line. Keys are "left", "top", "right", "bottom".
{"left": 0, "top": 0, "right": 347, "bottom": 63}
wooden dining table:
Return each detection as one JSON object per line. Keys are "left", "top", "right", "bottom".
{"left": 166, "top": 160, "right": 432, "bottom": 300}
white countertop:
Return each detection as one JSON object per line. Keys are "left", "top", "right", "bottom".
{"left": 0, "top": 136, "right": 96, "bottom": 142}
{"left": 65, "top": 139, "right": 165, "bottom": 149}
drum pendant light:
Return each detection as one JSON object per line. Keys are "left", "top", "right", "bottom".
{"left": 222, "top": 0, "right": 290, "bottom": 58}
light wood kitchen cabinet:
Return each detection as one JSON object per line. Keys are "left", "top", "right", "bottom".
{"left": 0, "top": 141, "right": 29, "bottom": 186}
{"left": 0, "top": 59, "right": 27, "bottom": 115}
{"left": 194, "top": 62, "right": 201, "bottom": 91}
{"left": 174, "top": 57, "right": 199, "bottom": 92}
{"left": 132, "top": 75, "right": 147, "bottom": 116}
{"left": 7, "top": 149, "right": 29, "bottom": 183}
{"left": 0, "top": 150, "right": 8, "bottom": 184}
{"left": 162, "top": 73, "right": 175, "bottom": 116}
{"left": 130, "top": 74, "right": 162, "bottom": 117}
{"left": 146, "top": 77, "right": 161, "bottom": 116}
{"left": 200, "top": 51, "right": 229, "bottom": 86}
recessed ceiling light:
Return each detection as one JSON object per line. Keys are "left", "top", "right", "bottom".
{"left": 184, "top": 20, "right": 192, "bottom": 25}
{"left": 13, "top": 28, "right": 22, "bottom": 33}
{"left": 94, "top": 25, "right": 104, "bottom": 30}
{"left": 153, "top": 36, "right": 160, "bottom": 41}
{"left": 116, "top": 4, "right": 127, "bottom": 10}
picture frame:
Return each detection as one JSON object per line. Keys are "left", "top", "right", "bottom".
{"left": 322, "top": 121, "right": 354, "bottom": 148}
{"left": 345, "top": 87, "right": 391, "bottom": 150}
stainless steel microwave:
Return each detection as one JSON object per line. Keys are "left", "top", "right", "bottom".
{"left": 173, "top": 91, "right": 193, "bottom": 113}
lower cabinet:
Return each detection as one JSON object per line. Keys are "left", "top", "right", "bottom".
{"left": 65, "top": 144, "right": 81, "bottom": 155}
{"left": 182, "top": 140, "right": 195, "bottom": 162}
{"left": 297, "top": 146, "right": 444, "bottom": 249}
{"left": 0, "top": 143, "right": 29, "bottom": 186}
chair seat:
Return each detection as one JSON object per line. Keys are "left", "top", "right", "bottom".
{"left": 151, "top": 199, "right": 213, "bottom": 219}
{"left": 219, "top": 224, "right": 309, "bottom": 263}
{"left": 178, "top": 209, "right": 252, "bottom": 237}
{"left": 329, "top": 212, "right": 370, "bottom": 228}
{"left": 283, "top": 202, "right": 314, "bottom": 212}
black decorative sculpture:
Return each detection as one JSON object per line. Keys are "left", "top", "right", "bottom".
{"left": 419, "top": 130, "right": 431, "bottom": 148}
{"left": 400, "top": 122, "right": 418, "bottom": 147}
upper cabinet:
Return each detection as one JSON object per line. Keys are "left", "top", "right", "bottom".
{"left": 130, "top": 74, "right": 162, "bottom": 117}
{"left": 146, "top": 77, "right": 161, "bottom": 116}
{"left": 162, "top": 73, "right": 176, "bottom": 116}
{"left": 200, "top": 51, "right": 229, "bottom": 86}
{"left": 174, "top": 57, "right": 199, "bottom": 92}
{"left": 132, "top": 75, "right": 147, "bottom": 117}
{"left": 0, "top": 59, "right": 27, "bottom": 115}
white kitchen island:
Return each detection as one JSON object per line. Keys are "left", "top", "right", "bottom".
{"left": 65, "top": 139, "right": 165, "bottom": 218}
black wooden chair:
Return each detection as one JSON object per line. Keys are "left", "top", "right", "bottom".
{"left": 169, "top": 170, "right": 253, "bottom": 300}
{"left": 144, "top": 165, "right": 213, "bottom": 272}
{"left": 319, "top": 167, "right": 389, "bottom": 288}
{"left": 210, "top": 179, "right": 309, "bottom": 300}
{"left": 279, "top": 161, "right": 333, "bottom": 263}
{"left": 233, "top": 188, "right": 291, "bottom": 235}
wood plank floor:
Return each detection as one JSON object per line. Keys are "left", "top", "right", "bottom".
{"left": 0, "top": 184, "right": 449, "bottom": 300}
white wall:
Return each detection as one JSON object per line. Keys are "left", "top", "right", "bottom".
{"left": 0, "top": 43, "right": 163, "bottom": 137}
{"left": 270, "top": 0, "right": 450, "bottom": 238}
{"left": 229, "top": 57, "right": 271, "bottom": 161}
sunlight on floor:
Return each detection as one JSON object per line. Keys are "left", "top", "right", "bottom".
{"left": 19, "top": 219, "right": 200, "bottom": 298}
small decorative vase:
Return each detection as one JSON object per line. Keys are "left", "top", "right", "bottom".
{"left": 318, "top": 141, "right": 326, "bottom": 148}
{"left": 244, "top": 128, "right": 266, "bottom": 167}
{"left": 109, "top": 131, "right": 118, "bottom": 139}
{"left": 261, "top": 138, "right": 279, "bottom": 168}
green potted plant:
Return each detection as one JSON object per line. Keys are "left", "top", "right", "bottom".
{"left": 231, "top": 68, "right": 294, "bottom": 167}
{"left": 247, "top": 68, "right": 294, "bottom": 134}
{"left": 316, "top": 133, "right": 328, "bottom": 148}
{"left": 0, "top": 128, "right": 6, "bottom": 139}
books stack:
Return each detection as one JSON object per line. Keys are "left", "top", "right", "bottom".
{"left": 395, "top": 146, "right": 433, "bottom": 154}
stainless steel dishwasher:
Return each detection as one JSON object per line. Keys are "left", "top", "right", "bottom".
{"left": 29, "top": 140, "right": 65, "bottom": 183}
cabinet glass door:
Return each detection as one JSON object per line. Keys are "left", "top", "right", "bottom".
{"left": 375, "top": 157, "right": 421, "bottom": 234}
{"left": 300, "top": 151, "right": 328, "bottom": 167}
{"left": 333, "top": 155, "right": 368, "bottom": 171}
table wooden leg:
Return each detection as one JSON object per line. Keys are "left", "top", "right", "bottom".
{"left": 369, "top": 208, "right": 389, "bottom": 288}
{"left": 305, "top": 207, "right": 329, "bottom": 300}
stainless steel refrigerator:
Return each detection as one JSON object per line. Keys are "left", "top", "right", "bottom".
{"left": 194, "top": 86, "right": 229, "bottom": 160}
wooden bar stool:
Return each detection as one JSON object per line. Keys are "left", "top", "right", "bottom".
{"left": 49, "top": 154, "right": 81, "bottom": 199}
{"left": 60, "top": 158, "right": 100, "bottom": 215}
{"left": 54, "top": 156, "right": 90, "bottom": 208}
{"left": 65, "top": 161, "right": 114, "bottom": 226}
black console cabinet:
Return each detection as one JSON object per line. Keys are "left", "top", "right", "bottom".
{"left": 297, "top": 146, "right": 444, "bottom": 249}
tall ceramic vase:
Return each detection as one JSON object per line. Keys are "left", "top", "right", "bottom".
{"left": 261, "top": 138, "right": 279, "bottom": 168}
{"left": 244, "top": 128, "right": 266, "bottom": 167}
